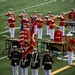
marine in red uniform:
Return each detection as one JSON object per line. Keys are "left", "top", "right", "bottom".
{"left": 58, "top": 12, "right": 66, "bottom": 36}
{"left": 54, "top": 26, "right": 62, "bottom": 43}
{"left": 6, "top": 9, "right": 16, "bottom": 20}
{"left": 37, "top": 14, "right": 44, "bottom": 39}
{"left": 66, "top": 33, "right": 75, "bottom": 66}
{"left": 49, "top": 15, "right": 56, "bottom": 40}
{"left": 7, "top": 14, "right": 16, "bottom": 38}
{"left": 30, "top": 11, "right": 38, "bottom": 34}
{"left": 68, "top": 8, "right": 75, "bottom": 33}
{"left": 6, "top": 9, "right": 14, "bottom": 16}
{"left": 22, "top": 14, "right": 30, "bottom": 30}
{"left": 19, "top": 10, "right": 26, "bottom": 19}
{"left": 19, "top": 10, "right": 26, "bottom": 31}
{"left": 44, "top": 11, "right": 51, "bottom": 36}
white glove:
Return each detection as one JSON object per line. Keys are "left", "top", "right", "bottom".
{"left": 15, "top": 63, "right": 17, "bottom": 65}
{"left": 42, "top": 66, "right": 44, "bottom": 68}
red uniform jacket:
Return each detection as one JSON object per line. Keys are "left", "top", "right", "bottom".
{"left": 54, "top": 29, "right": 62, "bottom": 42}
{"left": 68, "top": 11, "right": 75, "bottom": 22}
{"left": 21, "top": 18, "right": 30, "bottom": 28}
{"left": 23, "top": 28, "right": 30, "bottom": 42}
{"left": 6, "top": 11, "right": 13, "bottom": 16}
{"left": 30, "top": 14, "right": 38, "bottom": 26}
{"left": 37, "top": 18, "right": 44, "bottom": 28}
{"left": 19, "top": 13, "right": 25, "bottom": 19}
{"left": 49, "top": 18, "right": 56, "bottom": 29}
{"left": 66, "top": 37, "right": 75, "bottom": 52}
{"left": 58, "top": 16, "right": 66, "bottom": 26}
{"left": 44, "top": 15, "right": 51, "bottom": 26}
{"left": 6, "top": 11, "right": 16, "bottom": 20}
{"left": 8, "top": 17, "right": 16, "bottom": 28}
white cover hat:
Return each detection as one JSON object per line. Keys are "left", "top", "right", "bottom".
{"left": 67, "top": 33, "right": 73, "bottom": 36}
{"left": 34, "top": 11, "right": 37, "bottom": 13}
{"left": 47, "top": 11, "right": 51, "bottom": 14}
{"left": 13, "top": 45, "right": 17, "bottom": 48}
{"left": 39, "top": 14, "right": 42, "bottom": 16}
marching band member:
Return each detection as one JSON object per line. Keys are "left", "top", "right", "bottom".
{"left": 19, "top": 10, "right": 26, "bottom": 19}
{"left": 22, "top": 14, "right": 30, "bottom": 30}
{"left": 7, "top": 14, "right": 16, "bottom": 38}
{"left": 66, "top": 33, "right": 75, "bottom": 66}
{"left": 30, "top": 11, "right": 38, "bottom": 34}
{"left": 20, "top": 42, "right": 31, "bottom": 75}
{"left": 58, "top": 12, "right": 66, "bottom": 36}
{"left": 6, "top": 9, "right": 16, "bottom": 20}
{"left": 42, "top": 49, "right": 53, "bottom": 75}
{"left": 49, "top": 15, "right": 56, "bottom": 40}
{"left": 9, "top": 46, "right": 21, "bottom": 75}
{"left": 37, "top": 14, "right": 44, "bottom": 39}
{"left": 19, "top": 10, "right": 26, "bottom": 31}
{"left": 6, "top": 9, "right": 14, "bottom": 16}
{"left": 31, "top": 48, "right": 40, "bottom": 75}
{"left": 68, "top": 8, "right": 75, "bottom": 33}
{"left": 44, "top": 11, "right": 51, "bottom": 36}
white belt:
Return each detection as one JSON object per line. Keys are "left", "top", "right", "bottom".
{"left": 55, "top": 37, "right": 60, "bottom": 38}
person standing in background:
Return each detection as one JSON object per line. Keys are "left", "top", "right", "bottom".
{"left": 22, "top": 14, "right": 30, "bottom": 30}
{"left": 44, "top": 11, "right": 51, "bottom": 36}
{"left": 7, "top": 14, "right": 16, "bottom": 38}
{"left": 66, "top": 33, "right": 75, "bottom": 66}
{"left": 30, "top": 11, "right": 38, "bottom": 33}
{"left": 68, "top": 8, "right": 75, "bottom": 33}
{"left": 37, "top": 14, "right": 44, "bottom": 39}
{"left": 19, "top": 10, "right": 26, "bottom": 19}
{"left": 58, "top": 12, "right": 66, "bottom": 36}
{"left": 49, "top": 15, "right": 56, "bottom": 40}
{"left": 19, "top": 10, "right": 26, "bottom": 31}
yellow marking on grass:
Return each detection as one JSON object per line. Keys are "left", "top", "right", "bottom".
{"left": 52, "top": 62, "right": 75, "bottom": 75}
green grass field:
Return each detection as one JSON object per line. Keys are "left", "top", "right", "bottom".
{"left": 0, "top": 0, "right": 75, "bottom": 75}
